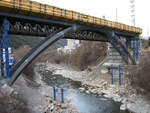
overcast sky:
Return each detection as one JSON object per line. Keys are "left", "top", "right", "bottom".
{"left": 33, "top": 0, "right": 150, "bottom": 37}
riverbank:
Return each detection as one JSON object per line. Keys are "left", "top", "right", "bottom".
{"left": 11, "top": 67, "right": 80, "bottom": 113}
{"left": 37, "top": 63, "right": 126, "bottom": 113}
{"left": 44, "top": 63, "right": 150, "bottom": 113}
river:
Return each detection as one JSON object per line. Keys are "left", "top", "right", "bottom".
{"left": 40, "top": 69, "right": 130, "bottom": 113}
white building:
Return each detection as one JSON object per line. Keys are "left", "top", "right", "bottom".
{"left": 64, "top": 39, "right": 81, "bottom": 51}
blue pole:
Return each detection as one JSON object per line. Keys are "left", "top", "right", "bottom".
{"left": 0, "top": 39, "right": 4, "bottom": 78}
{"left": 111, "top": 65, "right": 114, "bottom": 84}
{"left": 132, "top": 40, "right": 136, "bottom": 61}
{"left": 136, "top": 40, "right": 138, "bottom": 59}
{"left": 53, "top": 87, "right": 56, "bottom": 101}
{"left": 138, "top": 39, "right": 140, "bottom": 58}
{"left": 134, "top": 40, "right": 137, "bottom": 60}
{"left": 3, "top": 18, "right": 10, "bottom": 78}
{"left": 136, "top": 40, "right": 139, "bottom": 59}
{"left": 118, "top": 65, "right": 122, "bottom": 86}
{"left": 135, "top": 40, "right": 137, "bottom": 59}
{"left": 61, "top": 88, "right": 64, "bottom": 103}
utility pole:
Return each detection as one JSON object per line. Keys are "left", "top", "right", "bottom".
{"left": 147, "top": 28, "right": 149, "bottom": 36}
{"left": 116, "top": 8, "right": 118, "bottom": 22}
{"left": 130, "top": 0, "right": 135, "bottom": 26}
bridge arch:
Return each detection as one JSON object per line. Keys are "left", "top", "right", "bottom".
{"left": 7, "top": 25, "right": 137, "bottom": 86}
{"left": 74, "top": 26, "right": 137, "bottom": 64}
{"left": 8, "top": 25, "right": 81, "bottom": 85}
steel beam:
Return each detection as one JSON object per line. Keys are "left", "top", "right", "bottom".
{"left": 0, "top": 11, "right": 71, "bottom": 27}
{"left": 0, "top": 11, "right": 139, "bottom": 37}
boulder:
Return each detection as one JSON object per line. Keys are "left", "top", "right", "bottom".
{"left": 0, "top": 84, "right": 14, "bottom": 96}
{"left": 120, "top": 104, "right": 127, "bottom": 110}
{"left": 79, "top": 87, "right": 85, "bottom": 92}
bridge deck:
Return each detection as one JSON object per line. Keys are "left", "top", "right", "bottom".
{"left": 0, "top": 0, "right": 142, "bottom": 35}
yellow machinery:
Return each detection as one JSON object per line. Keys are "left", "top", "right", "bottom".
{"left": 0, "top": 0, "right": 142, "bottom": 34}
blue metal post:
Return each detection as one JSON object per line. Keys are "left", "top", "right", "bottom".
{"left": 3, "top": 19, "right": 10, "bottom": 78}
{"left": 132, "top": 40, "right": 135, "bottom": 59}
{"left": 0, "top": 39, "right": 4, "bottom": 78}
{"left": 61, "top": 88, "right": 64, "bottom": 103}
{"left": 118, "top": 65, "right": 122, "bottom": 86}
{"left": 136, "top": 40, "right": 140, "bottom": 59}
{"left": 111, "top": 65, "right": 114, "bottom": 84}
{"left": 53, "top": 87, "right": 56, "bottom": 101}
{"left": 134, "top": 40, "right": 137, "bottom": 60}
{"left": 134, "top": 40, "right": 137, "bottom": 59}
{"left": 138, "top": 39, "right": 140, "bottom": 58}
{"left": 132, "top": 40, "right": 136, "bottom": 61}
{"left": 136, "top": 40, "right": 138, "bottom": 59}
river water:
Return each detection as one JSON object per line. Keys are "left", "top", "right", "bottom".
{"left": 41, "top": 70, "right": 129, "bottom": 113}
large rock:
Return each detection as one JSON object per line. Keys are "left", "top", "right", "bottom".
{"left": 120, "top": 104, "right": 127, "bottom": 111}
{"left": 79, "top": 87, "right": 85, "bottom": 92}
{"left": 127, "top": 102, "right": 150, "bottom": 113}
{"left": 0, "top": 84, "right": 14, "bottom": 96}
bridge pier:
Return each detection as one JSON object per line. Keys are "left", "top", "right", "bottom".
{"left": 0, "top": 18, "right": 10, "bottom": 78}
{"left": 131, "top": 39, "right": 140, "bottom": 62}
{"left": 0, "top": 25, "right": 4, "bottom": 78}
{"left": 107, "top": 32, "right": 136, "bottom": 65}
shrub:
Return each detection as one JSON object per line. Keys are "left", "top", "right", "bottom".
{"left": 37, "top": 41, "right": 107, "bottom": 70}
{"left": 68, "top": 41, "right": 107, "bottom": 70}
{"left": 14, "top": 41, "right": 107, "bottom": 73}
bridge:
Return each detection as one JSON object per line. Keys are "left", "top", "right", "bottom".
{"left": 0, "top": 0, "right": 142, "bottom": 86}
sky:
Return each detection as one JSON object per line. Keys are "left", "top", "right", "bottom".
{"left": 33, "top": 0, "right": 150, "bottom": 38}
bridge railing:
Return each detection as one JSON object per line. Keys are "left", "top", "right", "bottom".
{"left": 0, "top": 0, "right": 142, "bottom": 34}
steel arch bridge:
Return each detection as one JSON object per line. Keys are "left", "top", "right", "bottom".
{"left": 0, "top": 0, "right": 142, "bottom": 86}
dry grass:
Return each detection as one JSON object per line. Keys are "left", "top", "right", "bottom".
{"left": 67, "top": 41, "right": 107, "bottom": 70}
{"left": 14, "top": 41, "right": 107, "bottom": 75}
{"left": 129, "top": 51, "right": 150, "bottom": 96}
{"left": 38, "top": 41, "right": 107, "bottom": 70}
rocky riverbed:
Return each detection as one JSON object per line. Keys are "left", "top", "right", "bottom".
{"left": 11, "top": 67, "right": 81, "bottom": 113}
{"left": 1, "top": 62, "right": 150, "bottom": 113}
{"left": 43, "top": 63, "right": 150, "bottom": 113}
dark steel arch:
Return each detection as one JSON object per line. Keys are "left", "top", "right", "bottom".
{"left": 106, "top": 31, "right": 136, "bottom": 64}
{"left": 76, "top": 26, "right": 137, "bottom": 65}
{"left": 8, "top": 25, "right": 80, "bottom": 86}
{"left": 6, "top": 25, "right": 137, "bottom": 86}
